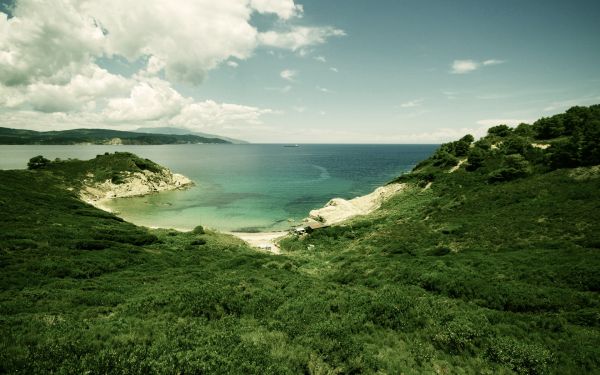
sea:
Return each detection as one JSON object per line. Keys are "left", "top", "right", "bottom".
{"left": 0, "top": 144, "right": 438, "bottom": 232}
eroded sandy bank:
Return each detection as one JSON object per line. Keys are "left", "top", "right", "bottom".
{"left": 307, "top": 182, "right": 407, "bottom": 226}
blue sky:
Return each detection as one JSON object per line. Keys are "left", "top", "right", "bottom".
{"left": 1, "top": 0, "right": 599, "bottom": 142}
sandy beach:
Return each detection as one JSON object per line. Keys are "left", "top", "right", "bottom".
{"left": 229, "top": 231, "right": 288, "bottom": 254}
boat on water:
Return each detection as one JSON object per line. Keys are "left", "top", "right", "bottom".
{"left": 283, "top": 144, "right": 300, "bottom": 147}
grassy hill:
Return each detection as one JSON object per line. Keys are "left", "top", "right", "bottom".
{"left": 0, "top": 127, "right": 231, "bottom": 145}
{"left": 0, "top": 106, "right": 599, "bottom": 374}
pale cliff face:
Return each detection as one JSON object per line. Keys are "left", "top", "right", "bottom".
{"left": 308, "top": 183, "right": 407, "bottom": 225}
{"left": 79, "top": 167, "right": 193, "bottom": 210}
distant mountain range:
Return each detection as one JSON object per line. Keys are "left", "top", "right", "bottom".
{"left": 135, "top": 127, "right": 248, "bottom": 144}
{"left": 0, "top": 127, "right": 242, "bottom": 145}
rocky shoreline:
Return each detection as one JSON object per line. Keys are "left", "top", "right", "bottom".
{"left": 306, "top": 183, "right": 407, "bottom": 226}
{"left": 79, "top": 168, "right": 194, "bottom": 212}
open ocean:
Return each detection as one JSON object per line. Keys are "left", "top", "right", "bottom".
{"left": 0, "top": 144, "right": 437, "bottom": 231}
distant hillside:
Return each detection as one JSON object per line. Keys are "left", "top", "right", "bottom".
{"left": 135, "top": 126, "right": 248, "bottom": 144}
{"left": 0, "top": 127, "right": 231, "bottom": 145}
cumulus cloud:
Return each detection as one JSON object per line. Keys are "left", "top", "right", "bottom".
{"left": 104, "top": 77, "right": 187, "bottom": 122}
{"left": 0, "top": 2, "right": 104, "bottom": 86}
{"left": 1, "top": 65, "right": 131, "bottom": 112}
{"left": 280, "top": 69, "right": 297, "bottom": 81}
{"left": 170, "top": 100, "right": 275, "bottom": 130}
{"left": 451, "top": 59, "right": 505, "bottom": 74}
{"left": 250, "top": 0, "right": 303, "bottom": 20}
{"left": 0, "top": 0, "right": 344, "bottom": 86}
{"left": 0, "top": 0, "right": 342, "bottom": 133}
{"left": 259, "top": 26, "right": 345, "bottom": 51}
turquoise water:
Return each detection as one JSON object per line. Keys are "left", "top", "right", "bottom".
{"left": 0, "top": 144, "right": 437, "bottom": 231}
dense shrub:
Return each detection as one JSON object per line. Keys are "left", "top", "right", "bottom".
{"left": 466, "top": 147, "right": 487, "bottom": 171}
{"left": 488, "top": 124, "right": 512, "bottom": 137}
{"left": 432, "top": 151, "right": 459, "bottom": 167}
{"left": 192, "top": 225, "right": 205, "bottom": 235}
{"left": 74, "top": 240, "right": 113, "bottom": 250}
{"left": 488, "top": 155, "right": 531, "bottom": 182}
{"left": 27, "top": 155, "right": 51, "bottom": 170}
{"left": 486, "top": 337, "right": 552, "bottom": 375}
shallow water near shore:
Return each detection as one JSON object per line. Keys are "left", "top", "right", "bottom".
{"left": 0, "top": 144, "right": 437, "bottom": 231}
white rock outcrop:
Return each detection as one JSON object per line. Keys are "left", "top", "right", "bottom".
{"left": 79, "top": 168, "right": 193, "bottom": 211}
{"left": 308, "top": 183, "right": 407, "bottom": 225}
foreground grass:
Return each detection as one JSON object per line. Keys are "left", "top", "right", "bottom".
{"left": 1, "top": 164, "right": 598, "bottom": 374}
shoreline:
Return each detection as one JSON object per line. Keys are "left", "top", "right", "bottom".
{"left": 82, "top": 179, "right": 409, "bottom": 255}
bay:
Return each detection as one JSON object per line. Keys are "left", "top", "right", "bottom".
{"left": 0, "top": 144, "right": 437, "bottom": 231}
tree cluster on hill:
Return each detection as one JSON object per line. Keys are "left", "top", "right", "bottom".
{"left": 404, "top": 104, "right": 600, "bottom": 183}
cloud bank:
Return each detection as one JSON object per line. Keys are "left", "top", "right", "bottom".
{"left": 0, "top": 0, "right": 344, "bottom": 133}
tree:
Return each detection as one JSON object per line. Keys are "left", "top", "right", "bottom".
{"left": 488, "top": 125, "right": 512, "bottom": 137}
{"left": 488, "top": 154, "right": 530, "bottom": 182}
{"left": 466, "top": 147, "right": 487, "bottom": 171}
{"left": 432, "top": 150, "right": 459, "bottom": 168}
{"left": 502, "top": 135, "right": 532, "bottom": 155}
{"left": 27, "top": 155, "right": 51, "bottom": 170}
{"left": 513, "top": 123, "right": 535, "bottom": 137}
{"left": 533, "top": 116, "right": 565, "bottom": 139}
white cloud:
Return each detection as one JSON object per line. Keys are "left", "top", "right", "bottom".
{"left": 451, "top": 58, "right": 505, "bottom": 74}
{"left": 259, "top": 26, "right": 345, "bottom": 51}
{"left": 85, "top": 0, "right": 259, "bottom": 85}
{"left": 0, "top": 0, "right": 337, "bottom": 134}
{"left": 0, "top": 0, "right": 341, "bottom": 87}
{"left": 400, "top": 99, "right": 423, "bottom": 108}
{"left": 442, "top": 90, "right": 459, "bottom": 100}
{"left": 170, "top": 100, "right": 275, "bottom": 130}
{"left": 483, "top": 59, "right": 505, "bottom": 66}
{"left": 330, "top": 67, "right": 339, "bottom": 73}
{"left": 250, "top": 0, "right": 303, "bottom": 20}
{"left": 451, "top": 60, "right": 480, "bottom": 74}
{"left": 0, "top": 2, "right": 104, "bottom": 86}
{"left": 1, "top": 65, "right": 131, "bottom": 112}
{"left": 314, "top": 56, "right": 327, "bottom": 63}
{"left": 280, "top": 69, "right": 297, "bottom": 81}
{"left": 317, "top": 86, "right": 332, "bottom": 93}
{"left": 387, "top": 126, "right": 489, "bottom": 143}
{"left": 104, "top": 77, "right": 187, "bottom": 122}
{"left": 476, "top": 119, "right": 532, "bottom": 127}
{"left": 543, "top": 96, "right": 600, "bottom": 112}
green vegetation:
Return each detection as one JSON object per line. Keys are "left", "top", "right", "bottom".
{"left": 27, "top": 151, "right": 164, "bottom": 189}
{"left": 0, "top": 127, "right": 231, "bottom": 145}
{"left": 1, "top": 106, "right": 599, "bottom": 373}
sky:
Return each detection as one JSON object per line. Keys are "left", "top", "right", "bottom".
{"left": 1, "top": 0, "right": 599, "bottom": 143}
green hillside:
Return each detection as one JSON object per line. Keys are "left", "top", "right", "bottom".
{"left": 0, "top": 106, "right": 599, "bottom": 374}
{"left": 0, "top": 127, "right": 231, "bottom": 145}
{"left": 135, "top": 126, "right": 249, "bottom": 144}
